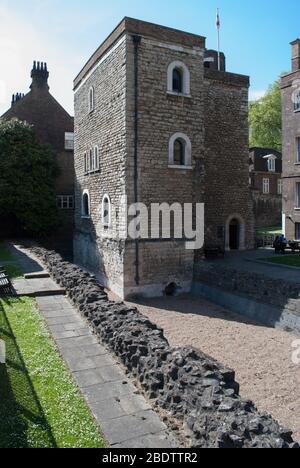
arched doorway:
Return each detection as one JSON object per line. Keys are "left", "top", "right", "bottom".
{"left": 229, "top": 219, "right": 240, "bottom": 250}
{"left": 225, "top": 214, "right": 246, "bottom": 251}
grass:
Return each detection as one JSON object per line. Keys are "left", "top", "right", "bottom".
{"left": 260, "top": 255, "right": 300, "bottom": 268}
{"left": 256, "top": 226, "right": 282, "bottom": 236}
{"left": 0, "top": 243, "right": 14, "bottom": 262}
{"left": 0, "top": 264, "right": 24, "bottom": 279}
{"left": 0, "top": 297, "right": 106, "bottom": 448}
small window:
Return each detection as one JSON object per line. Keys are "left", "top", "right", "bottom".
{"left": 64, "top": 132, "right": 74, "bottom": 151}
{"left": 278, "top": 180, "right": 283, "bottom": 195}
{"left": 82, "top": 190, "right": 90, "bottom": 218}
{"left": 94, "top": 146, "right": 100, "bottom": 171}
{"left": 84, "top": 152, "right": 88, "bottom": 174}
{"left": 263, "top": 178, "right": 270, "bottom": 194}
{"left": 294, "top": 90, "right": 300, "bottom": 111}
{"left": 167, "top": 61, "right": 190, "bottom": 96}
{"left": 296, "top": 223, "right": 300, "bottom": 240}
{"left": 57, "top": 195, "right": 74, "bottom": 210}
{"left": 268, "top": 158, "right": 276, "bottom": 172}
{"left": 297, "top": 137, "right": 300, "bottom": 163}
{"left": 172, "top": 68, "right": 183, "bottom": 93}
{"left": 89, "top": 149, "right": 93, "bottom": 172}
{"left": 296, "top": 182, "right": 300, "bottom": 208}
{"left": 102, "top": 194, "right": 111, "bottom": 228}
{"left": 169, "top": 133, "right": 192, "bottom": 168}
{"left": 89, "top": 87, "right": 94, "bottom": 113}
{"left": 173, "top": 139, "right": 185, "bottom": 166}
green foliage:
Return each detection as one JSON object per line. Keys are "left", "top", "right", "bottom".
{"left": 0, "top": 297, "right": 105, "bottom": 448}
{"left": 0, "top": 119, "right": 59, "bottom": 236}
{"left": 249, "top": 80, "right": 282, "bottom": 151}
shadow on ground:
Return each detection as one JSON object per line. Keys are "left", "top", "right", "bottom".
{"left": 129, "top": 294, "right": 269, "bottom": 329}
{"left": 0, "top": 298, "right": 56, "bottom": 448}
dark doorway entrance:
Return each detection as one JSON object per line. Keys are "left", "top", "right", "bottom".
{"left": 229, "top": 219, "right": 240, "bottom": 250}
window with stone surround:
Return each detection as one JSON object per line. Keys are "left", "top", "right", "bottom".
{"left": 94, "top": 146, "right": 100, "bottom": 172}
{"left": 102, "top": 194, "right": 111, "bottom": 228}
{"left": 296, "top": 183, "right": 300, "bottom": 209}
{"left": 84, "top": 152, "right": 88, "bottom": 174}
{"left": 297, "top": 137, "right": 300, "bottom": 163}
{"left": 278, "top": 180, "right": 283, "bottom": 195}
{"left": 57, "top": 195, "right": 74, "bottom": 210}
{"left": 169, "top": 133, "right": 192, "bottom": 169}
{"left": 263, "top": 178, "right": 270, "bottom": 194}
{"left": 88, "top": 86, "right": 94, "bottom": 113}
{"left": 81, "top": 190, "right": 90, "bottom": 218}
{"left": 167, "top": 61, "right": 190, "bottom": 96}
{"left": 294, "top": 90, "right": 300, "bottom": 111}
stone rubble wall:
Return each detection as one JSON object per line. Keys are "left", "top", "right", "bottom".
{"left": 32, "top": 247, "right": 299, "bottom": 449}
{"left": 194, "top": 263, "right": 300, "bottom": 310}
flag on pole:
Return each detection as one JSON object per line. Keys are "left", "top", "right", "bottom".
{"left": 216, "top": 9, "right": 220, "bottom": 30}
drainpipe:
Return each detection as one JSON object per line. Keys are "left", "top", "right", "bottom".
{"left": 132, "top": 34, "right": 141, "bottom": 286}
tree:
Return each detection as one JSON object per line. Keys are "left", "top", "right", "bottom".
{"left": 0, "top": 119, "right": 59, "bottom": 236}
{"left": 249, "top": 79, "right": 282, "bottom": 151}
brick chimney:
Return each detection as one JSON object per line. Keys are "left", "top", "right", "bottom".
{"left": 30, "top": 61, "right": 49, "bottom": 90}
{"left": 291, "top": 39, "right": 300, "bottom": 72}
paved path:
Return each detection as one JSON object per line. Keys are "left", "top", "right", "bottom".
{"left": 6, "top": 243, "right": 179, "bottom": 448}
{"left": 36, "top": 295, "right": 178, "bottom": 448}
{"left": 13, "top": 277, "right": 65, "bottom": 297}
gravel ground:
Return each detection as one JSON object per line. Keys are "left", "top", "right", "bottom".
{"left": 125, "top": 295, "right": 300, "bottom": 442}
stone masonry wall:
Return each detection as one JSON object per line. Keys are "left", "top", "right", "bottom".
{"left": 32, "top": 246, "right": 298, "bottom": 448}
{"left": 124, "top": 34, "right": 205, "bottom": 297}
{"left": 73, "top": 36, "right": 128, "bottom": 297}
{"left": 194, "top": 262, "right": 300, "bottom": 309}
{"left": 203, "top": 70, "right": 254, "bottom": 251}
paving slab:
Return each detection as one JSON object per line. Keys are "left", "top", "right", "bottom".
{"left": 35, "top": 293, "right": 179, "bottom": 448}
{"left": 13, "top": 278, "right": 65, "bottom": 297}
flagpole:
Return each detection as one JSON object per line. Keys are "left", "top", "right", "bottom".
{"left": 217, "top": 8, "right": 221, "bottom": 71}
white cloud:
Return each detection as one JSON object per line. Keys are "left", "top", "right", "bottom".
{"left": 249, "top": 90, "right": 266, "bottom": 102}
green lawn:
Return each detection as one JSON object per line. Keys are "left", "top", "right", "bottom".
{"left": 260, "top": 255, "right": 300, "bottom": 268}
{"left": 0, "top": 297, "right": 106, "bottom": 448}
{"left": 0, "top": 243, "right": 14, "bottom": 262}
{"left": 256, "top": 226, "right": 282, "bottom": 236}
{"left": 0, "top": 264, "right": 24, "bottom": 279}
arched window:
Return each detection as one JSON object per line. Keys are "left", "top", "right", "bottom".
{"left": 173, "top": 139, "right": 185, "bottom": 166}
{"left": 102, "top": 194, "right": 111, "bottom": 228}
{"left": 172, "top": 68, "right": 183, "bottom": 93}
{"left": 89, "top": 86, "right": 94, "bottom": 113}
{"left": 169, "top": 133, "right": 192, "bottom": 168}
{"left": 94, "top": 146, "right": 100, "bottom": 171}
{"left": 167, "top": 61, "right": 190, "bottom": 96}
{"left": 82, "top": 190, "right": 90, "bottom": 218}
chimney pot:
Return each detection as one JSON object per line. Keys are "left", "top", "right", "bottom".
{"left": 30, "top": 59, "right": 49, "bottom": 90}
{"left": 291, "top": 39, "right": 300, "bottom": 72}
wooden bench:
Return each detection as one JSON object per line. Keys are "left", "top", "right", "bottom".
{"left": 0, "top": 268, "right": 15, "bottom": 297}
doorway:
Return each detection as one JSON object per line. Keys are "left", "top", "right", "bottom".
{"left": 229, "top": 219, "right": 240, "bottom": 250}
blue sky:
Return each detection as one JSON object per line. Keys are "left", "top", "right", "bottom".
{"left": 0, "top": 0, "right": 299, "bottom": 115}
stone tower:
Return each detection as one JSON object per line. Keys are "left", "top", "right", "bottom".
{"left": 73, "top": 18, "right": 253, "bottom": 299}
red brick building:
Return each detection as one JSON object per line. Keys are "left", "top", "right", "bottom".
{"left": 249, "top": 147, "right": 282, "bottom": 228}
{"left": 1, "top": 61, "right": 75, "bottom": 254}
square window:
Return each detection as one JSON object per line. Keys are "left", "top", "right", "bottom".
{"left": 65, "top": 132, "right": 74, "bottom": 151}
